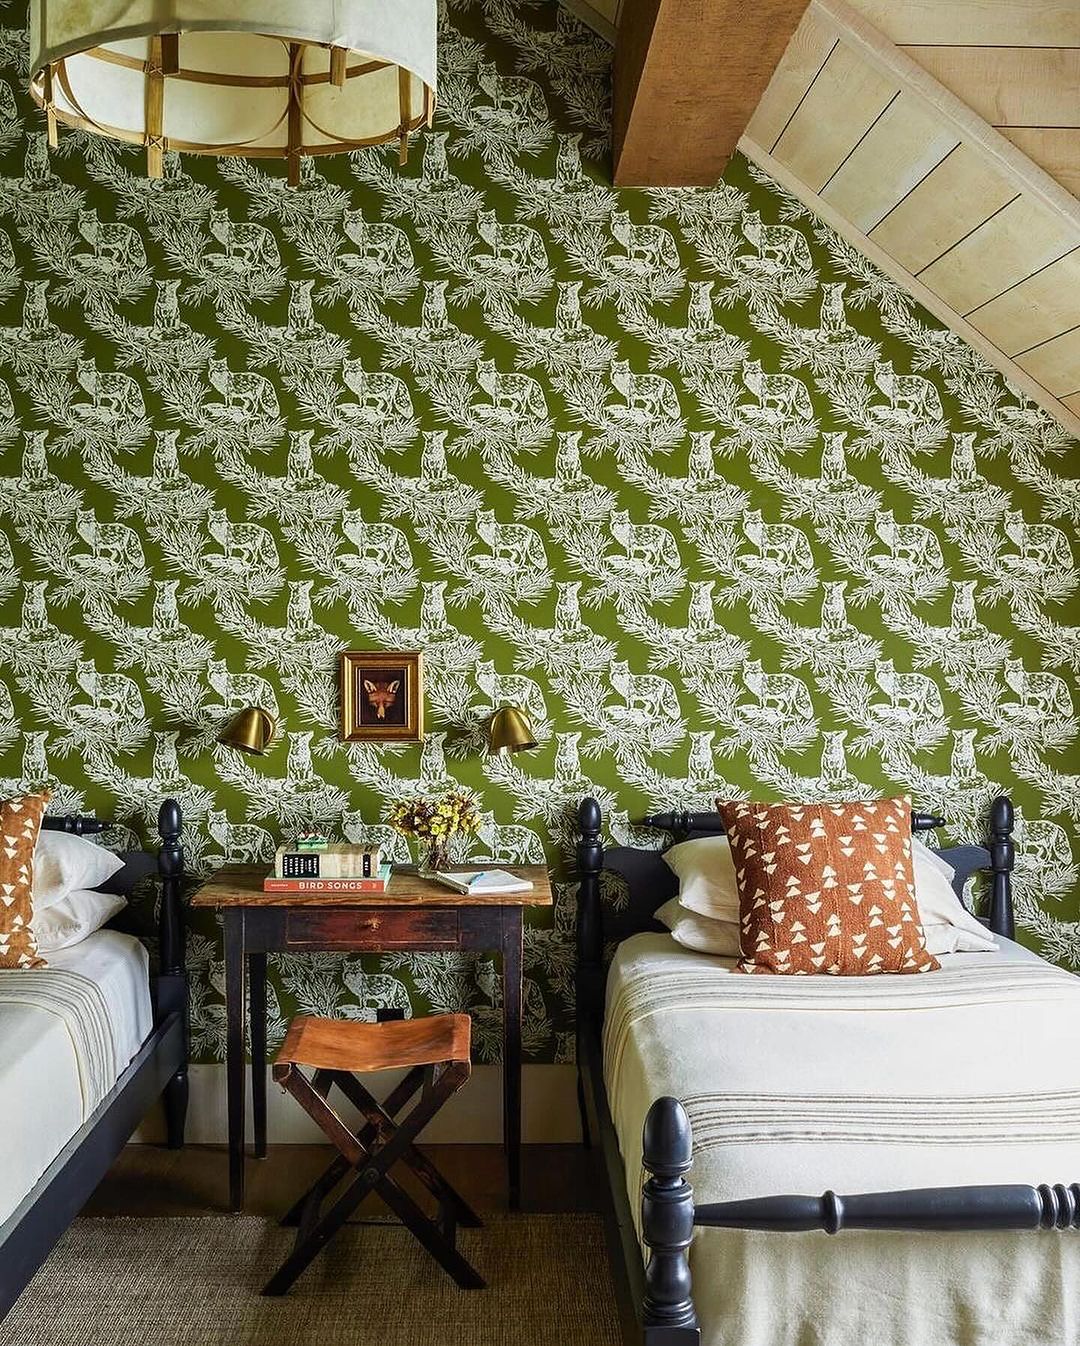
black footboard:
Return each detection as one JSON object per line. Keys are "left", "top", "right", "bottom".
{"left": 640, "top": 1096, "right": 1080, "bottom": 1343}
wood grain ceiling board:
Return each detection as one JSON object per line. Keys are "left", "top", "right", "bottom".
{"left": 740, "top": 131, "right": 1080, "bottom": 434}
{"left": 744, "top": 5, "right": 838, "bottom": 152}
{"left": 902, "top": 47, "right": 1080, "bottom": 130}
{"left": 820, "top": 91, "right": 959, "bottom": 231}
{"left": 867, "top": 143, "right": 1018, "bottom": 273}
{"left": 1001, "top": 129, "right": 1080, "bottom": 198}
{"left": 917, "top": 195, "right": 1078, "bottom": 314}
{"left": 771, "top": 40, "right": 897, "bottom": 192}
{"left": 845, "top": 0, "right": 1080, "bottom": 47}
{"left": 968, "top": 248, "right": 1080, "bottom": 356}
{"left": 1017, "top": 326, "right": 1080, "bottom": 396}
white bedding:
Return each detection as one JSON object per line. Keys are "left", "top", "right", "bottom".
{"left": 0, "top": 930, "right": 151, "bottom": 1226}
{"left": 605, "top": 933, "right": 1080, "bottom": 1346}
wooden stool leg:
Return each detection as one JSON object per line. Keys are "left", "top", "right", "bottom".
{"left": 280, "top": 1066, "right": 429, "bottom": 1228}
{"left": 380, "top": 1065, "right": 427, "bottom": 1117}
{"left": 376, "top": 1170, "right": 485, "bottom": 1290}
{"left": 280, "top": 1153, "right": 352, "bottom": 1229}
{"left": 333, "top": 1071, "right": 483, "bottom": 1229}
{"left": 263, "top": 1061, "right": 480, "bottom": 1296}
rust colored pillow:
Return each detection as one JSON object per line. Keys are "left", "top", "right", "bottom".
{"left": 0, "top": 791, "right": 50, "bottom": 968}
{"left": 715, "top": 797, "right": 939, "bottom": 976}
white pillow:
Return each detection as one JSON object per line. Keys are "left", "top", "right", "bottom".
{"left": 33, "top": 830, "right": 125, "bottom": 909}
{"left": 910, "top": 839, "right": 997, "bottom": 953}
{"left": 662, "top": 835, "right": 740, "bottom": 922}
{"left": 655, "top": 897, "right": 740, "bottom": 958}
{"left": 32, "top": 888, "right": 127, "bottom": 953}
{"left": 663, "top": 833, "right": 997, "bottom": 953}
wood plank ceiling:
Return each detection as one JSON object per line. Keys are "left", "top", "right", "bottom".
{"left": 600, "top": 0, "right": 1080, "bottom": 435}
{"left": 738, "top": 0, "right": 1080, "bottom": 434}
{"left": 846, "top": 0, "right": 1080, "bottom": 197}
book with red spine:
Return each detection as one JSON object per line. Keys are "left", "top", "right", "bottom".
{"left": 263, "top": 862, "right": 392, "bottom": 895}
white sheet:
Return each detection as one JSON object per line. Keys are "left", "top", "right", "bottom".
{"left": 0, "top": 930, "right": 151, "bottom": 1226}
{"left": 605, "top": 933, "right": 1080, "bottom": 1346}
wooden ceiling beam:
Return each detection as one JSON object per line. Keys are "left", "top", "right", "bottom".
{"left": 613, "top": 0, "right": 813, "bottom": 186}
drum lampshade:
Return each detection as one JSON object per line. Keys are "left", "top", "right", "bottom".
{"left": 29, "top": 0, "right": 437, "bottom": 183}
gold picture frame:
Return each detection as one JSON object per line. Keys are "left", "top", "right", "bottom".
{"left": 340, "top": 650, "right": 424, "bottom": 742}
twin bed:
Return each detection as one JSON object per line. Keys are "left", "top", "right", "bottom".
{"left": 0, "top": 800, "right": 187, "bottom": 1320}
{"left": 1, "top": 787, "right": 1074, "bottom": 1340}
{"left": 576, "top": 795, "right": 1080, "bottom": 1346}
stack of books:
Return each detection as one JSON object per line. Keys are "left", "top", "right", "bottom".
{"left": 264, "top": 839, "right": 392, "bottom": 894}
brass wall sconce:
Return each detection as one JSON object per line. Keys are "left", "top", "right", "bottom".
{"left": 488, "top": 705, "right": 538, "bottom": 757}
{"left": 218, "top": 706, "right": 277, "bottom": 756}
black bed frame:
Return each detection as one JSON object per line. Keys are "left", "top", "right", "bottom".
{"left": 575, "top": 794, "right": 1079, "bottom": 1345}
{"left": 0, "top": 799, "right": 187, "bottom": 1321}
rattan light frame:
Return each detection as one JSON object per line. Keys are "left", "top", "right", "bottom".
{"left": 29, "top": 2, "right": 437, "bottom": 184}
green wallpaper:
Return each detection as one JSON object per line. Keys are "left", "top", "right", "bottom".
{"left": 0, "top": 0, "right": 1078, "bottom": 1063}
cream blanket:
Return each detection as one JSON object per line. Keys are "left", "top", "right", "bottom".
{"left": 604, "top": 934, "right": 1080, "bottom": 1346}
{"left": 0, "top": 932, "right": 149, "bottom": 1226}
{"left": 0, "top": 967, "right": 116, "bottom": 1111}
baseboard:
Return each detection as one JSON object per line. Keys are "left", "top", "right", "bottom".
{"left": 133, "top": 1064, "right": 582, "bottom": 1144}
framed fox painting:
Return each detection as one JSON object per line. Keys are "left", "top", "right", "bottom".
{"left": 341, "top": 651, "right": 424, "bottom": 742}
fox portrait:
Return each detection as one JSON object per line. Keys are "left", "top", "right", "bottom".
{"left": 363, "top": 677, "right": 401, "bottom": 721}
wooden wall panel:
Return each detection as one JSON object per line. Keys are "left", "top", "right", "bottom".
{"left": 771, "top": 42, "right": 896, "bottom": 191}
{"left": 918, "top": 196, "right": 1077, "bottom": 314}
{"left": 846, "top": 0, "right": 1080, "bottom": 47}
{"left": 820, "top": 93, "right": 958, "bottom": 231}
{"left": 968, "top": 249, "right": 1080, "bottom": 357}
{"left": 868, "top": 145, "right": 1017, "bottom": 274}
{"left": 903, "top": 47, "right": 1080, "bottom": 131}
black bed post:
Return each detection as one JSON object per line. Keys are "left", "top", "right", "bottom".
{"left": 987, "top": 795, "right": 1015, "bottom": 942}
{"left": 576, "top": 797, "right": 605, "bottom": 1148}
{"left": 641, "top": 1097, "right": 700, "bottom": 1345}
{"left": 156, "top": 798, "right": 188, "bottom": 1149}
{"left": 576, "top": 797, "right": 604, "bottom": 1012}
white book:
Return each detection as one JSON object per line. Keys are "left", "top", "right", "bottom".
{"left": 432, "top": 868, "right": 534, "bottom": 895}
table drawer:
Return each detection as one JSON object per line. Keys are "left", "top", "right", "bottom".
{"left": 284, "top": 908, "right": 460, "bottom": 949}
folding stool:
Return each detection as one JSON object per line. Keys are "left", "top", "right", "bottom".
{"left": 262, "top": 1012, "right": 485, "bottom": 1295}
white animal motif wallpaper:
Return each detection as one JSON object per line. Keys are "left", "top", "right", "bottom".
{"left": 0, "top": 0, "right": 1078, "bottom": 1062}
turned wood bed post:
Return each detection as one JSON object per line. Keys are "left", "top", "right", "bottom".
{"left": 576, "top": 798, "right": 604, "bottom": 1148}
{"left": 576, "top": 797, "right": 605, "bottom": 1018}
{"left": 641, "top": 1097, "right": 700, "bottom": 1345}
{"left": 987, "top": 795, "right": 1015, "bottom": 941}
{"left": 156, "top": 798, "right": 188, "bottom": 1149}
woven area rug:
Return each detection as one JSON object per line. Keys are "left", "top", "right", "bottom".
{"left": 0, "top": 1214, "right": 620, "bottom": 1346}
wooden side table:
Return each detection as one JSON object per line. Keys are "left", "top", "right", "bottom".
{"left": 192, "top": 865, "right": 553, "bottom": 1213}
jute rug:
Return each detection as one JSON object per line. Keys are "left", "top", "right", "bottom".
{"left": 0, "top": 1214, "right": 621, "bottom": 1346}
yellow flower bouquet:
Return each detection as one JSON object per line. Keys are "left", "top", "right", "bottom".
{"left": 387, "top": 790, "right": 483, "bottom": 873}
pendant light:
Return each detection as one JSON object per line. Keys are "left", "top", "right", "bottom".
{"left": 29, "top": 1, "right": 437, "bottom": 185}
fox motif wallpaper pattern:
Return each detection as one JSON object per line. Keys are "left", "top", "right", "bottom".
{"left": 0, "top": 0, "right": 1078, "bottom": 1063}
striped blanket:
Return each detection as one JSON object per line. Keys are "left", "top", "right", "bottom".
{"left": 0, "top": 968, "right": 116, "bottom": 1114}
{"left": 604, "top": 934, "right": 1080, "bottom": 1346}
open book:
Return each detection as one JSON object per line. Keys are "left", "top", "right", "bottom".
{"left": 432, "top": 869, "right": 534, "bottom": 896}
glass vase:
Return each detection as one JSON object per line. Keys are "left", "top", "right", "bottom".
{"left": 419, "top": 838, "right": 451, "bottom": 875}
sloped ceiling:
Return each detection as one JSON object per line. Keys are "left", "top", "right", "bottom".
{"left": 605, "top": 0, "right": 1080, "bottom": 435}
{"left": 845, "top": 0, "right": 1080, "bottom": 198}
